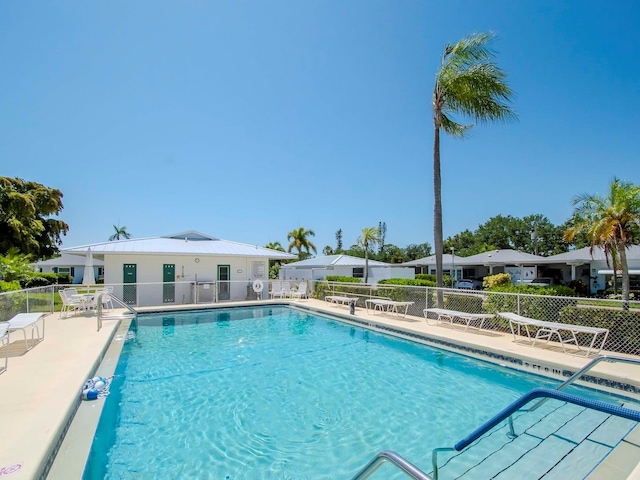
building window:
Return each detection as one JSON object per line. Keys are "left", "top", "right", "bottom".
{"left": 98, "top": 267, "right": 104, "bottom": 277}
{"left": 353, "top": 267, "right": 364, "bottom": 278}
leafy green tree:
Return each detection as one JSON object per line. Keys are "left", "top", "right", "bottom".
{"left": 357, "top": 227, "right": 381, "bottom": 283}
{"left": 0, "top": 248, "right": 36, "bottom": 282}
{"left": 444, "top": 229, "right": 480, "bottom": 256}
{"left": 375, "top": 243, "right": 405, "bottom": 264}
{"left": 322, "top": 246, "right": 334, "bottom": 255}
{"left": 335, "top": 229, "right": 343, "bottom": 254}
{"left": 0, "top": 177, "right": 69, "bottom": 258}
{"left": 109, "top": 225, "right": 132, "bottom": 241}
{"left": 403, "top": 242, "right": 432, "bottom": 260}
{"left": 287, "top": 227, "right": 317, "bottom": 260}
{"left": 564, "top": 178, "right": 640, "bottom": 309}
{"left": 432, "top": 32, "right": 516, "bottom": 289}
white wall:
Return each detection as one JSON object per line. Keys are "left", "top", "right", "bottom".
{"left": 103, "top": 254, "right": 267, "bottom": 305}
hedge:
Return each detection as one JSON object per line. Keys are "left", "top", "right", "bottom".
{"left": 559, "top": 306, "right": 640, "bottom": 355}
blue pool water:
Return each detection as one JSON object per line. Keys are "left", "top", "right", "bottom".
{"left": 83, "top": 306, "right": 625, "bottom": 479}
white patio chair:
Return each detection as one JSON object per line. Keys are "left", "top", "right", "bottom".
{"left": 281, "top": 282, "right": 293, "bottom": 298}
{"left": 98, "top": 286, "right": 114, "bottom": 311}
{"left": 60, "top": 289, "right": 83, "bottom": 318}
{"left": 270, "top": 281, "right": 283, "bottom": 299}
{"left": 289, "top": 282, "right": 308, "bottom": 300}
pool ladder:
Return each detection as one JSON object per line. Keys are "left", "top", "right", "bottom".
{"left": 352, "top": 355, "right": 640, "bottom": 480}
{"left": 96, "top": 292, "right": 137, "bottom": 331}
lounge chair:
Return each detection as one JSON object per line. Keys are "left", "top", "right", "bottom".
{"left": 0, "top": 323, "right": 9, "bottom": 374}
{"left": 365, "top": 299, "right": 414, "bottom": 317}
{"left": 5, "top": 313, "right": 46, "bottom": 352}
{"left": 270, "top": 281, "right": 283, "bottom": 299}
{"left": 289, "top": 282, "right": 308, "bottom": 300}
{"left": 281, "top": 282, "right": 293, "bottom": 298}
{"left": 498, "top": 312, "right": 609, "bottom": 357}
{"left": 60, "top": 289, "right": 84, "bottom": 318}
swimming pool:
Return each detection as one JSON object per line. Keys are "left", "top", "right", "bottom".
{"left": 82, "top": 306, "right": 628, "bottom": 478}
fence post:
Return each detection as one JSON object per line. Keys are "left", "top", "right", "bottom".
{"left": 26, "top": 290, "right": 29, "bottom": 313}
{"left": 517, "top": 293, "right": 521, "bottom": 315}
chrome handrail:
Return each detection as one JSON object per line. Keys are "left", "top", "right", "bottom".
{"left": 96, "top": 292, "right": 136, "bottom": 331}
{"left": 351, "top": 450, "right": 432, "bottom": 480}
{"left": 529, "top": 355, "right": 640, "bottom": 412}
{"left": 431, "top": 387, "right": 640, "bottom": 480}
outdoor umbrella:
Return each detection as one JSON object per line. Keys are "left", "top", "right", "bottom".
{"left": 82, "top": 248, "right": 96, "bottom": 286}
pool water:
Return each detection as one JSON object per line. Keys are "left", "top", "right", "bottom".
{"left": 83, "top": 306, "right": 623, "bottom": 479}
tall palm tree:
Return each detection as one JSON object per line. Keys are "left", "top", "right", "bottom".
{"left": 433, "top": 32, "right": 516, "bottom": 293}
{"left": 287, "top": 227, "right": 317, "bottom": 260}
{"left": 109, "top": 225, "right": 131, "bottom": 241}
{"left": 357, "top": 227, "right": 381, "bottom": 284}
{"left": 564, "top": 178, "right": 640, "bottom": 310}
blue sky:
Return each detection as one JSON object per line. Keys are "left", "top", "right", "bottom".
{"left": 2, "top": 1, "right": 639, "bottom": 254}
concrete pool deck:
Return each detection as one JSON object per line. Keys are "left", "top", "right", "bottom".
{"left": 1, "top": 299, "right": 639, "bottom": 479}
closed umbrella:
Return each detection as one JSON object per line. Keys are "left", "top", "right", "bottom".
{"left": 82, "top": 248, "right": 96, "bottom": 286}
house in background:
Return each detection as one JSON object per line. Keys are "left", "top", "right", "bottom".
{"left": 540, "top": 245, "right": 640, "bottom": 294}
{"left": 279, "top": 254, "right": 414, "bottom": 285}
{"left": 33, "top": 253, "right": 104, "bottom": 284}
{"left": 403, "top": 249, "right": 544, "bottom": 284}
{"left": 402, "top": 253, "right": 465, "bottom": 279}
{"left": 62, "top": 231, "right": 296, "bottom": 305}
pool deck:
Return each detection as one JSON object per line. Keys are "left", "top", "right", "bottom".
{"left": 1, "top": 299, "right": 640, "bottom": 479}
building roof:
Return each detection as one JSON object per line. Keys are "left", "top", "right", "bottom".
{"left": 62, "top": 230, "right": 296, "bottom": 260}
{"left": 401, "top": 253, "right": 462, "bottom": 267}
{"left": 542, "top": 245, "right": 640, "bottom": 263}
{"left": 455, "top": 249, "right": 544, "bottom": 266}
{"left": 282, "top": 254, "right": 396, "bottom": 268}
{"left": 33, "top": 253, "right": 104, "bottom": 267}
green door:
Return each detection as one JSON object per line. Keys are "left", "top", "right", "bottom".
{"left": 123, "top": 264, "right": 137, "bottom": 305}
{"left": 163, "top": 264, "right": 175, "bottom": 303}
{"left": 218, "top": 265, "right": 230, "bottom": 301}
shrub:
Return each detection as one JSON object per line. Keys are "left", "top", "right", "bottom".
{"left": 379, "top": 278, "right": 436, "bottom": 287}
{"left": 484, "top": 273, "right": 512, "bottom": 288}
{"left": 416, "top": 274, "right": 436, "bottom": 282}
{"left": 559, "top": 306, "right": 640, "bottom": 354}
{"left": 566, "top": 279, "right": 590, "bottom": 296}
{"left": 56, "top": 273, "right": 73, "bottom": 284}
{"left": 325, "top": 276, "right": 362, "bottom": 283}
{"left": 20, "top": 274, "right": 57, "bottom": 288}
{"left": 0, "top": 281, "right": 21, "bottom": 292}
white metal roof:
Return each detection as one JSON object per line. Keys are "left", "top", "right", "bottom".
{"left": 455, "top": 249, "right": 544, "bottom": 266}
{"left": 543, "top": 245, "right": 640, "bottom": 263}
{"left": 401, "top": 254, "right": 462, "bottom": 266}
{"left": 282, "top": 254, "right": 396, "bottom": 268}
{"left": 62, "top": 231, "right": 296, "bottom": 260}
{"left": 33, "top": 253, "right": 104, "bottom": 267}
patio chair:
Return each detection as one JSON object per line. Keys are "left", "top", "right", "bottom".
{"left": 60, "top": 289, "right": 83, "bottom": 318}
{"left": 281, "top": 282, "right": 293, "bottom": 298}
{"left": 270, "top": 281, "right": 283, "bottom": 299}
{"left": 98, "top": 286, "right": 114, "bottom": 311}
{"left": 289, "top": 282, "right": 308, "bottom": 300}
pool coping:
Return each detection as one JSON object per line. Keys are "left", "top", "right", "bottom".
{"left": 10, "top": 299, "right": 640, "bottom": 479}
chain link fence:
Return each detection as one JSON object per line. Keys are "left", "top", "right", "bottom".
{"left": 314, "top": 281, "right": 640, "bottom": 356}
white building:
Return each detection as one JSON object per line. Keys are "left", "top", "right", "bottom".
{"left": 62, "top": 231, "right": 296, "bottom": 305}
{"left": 279, "top": 254, "right": 414, "bottom": 285}
{"left": 33, "top": 253, "right": 104, "bottom": 284}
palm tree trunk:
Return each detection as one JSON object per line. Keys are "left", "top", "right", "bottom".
{"left": 434, "top": 125, "right": 444, "bottom": 307}
{"left": 618, "top": 241, "right": 630, "bottom": 310}
{"left": 364, "top": 249, "right": 369, "bottom": 284}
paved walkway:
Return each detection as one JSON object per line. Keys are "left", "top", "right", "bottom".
{"left": 1, "top": 299, "right": 639, "bottom": 479}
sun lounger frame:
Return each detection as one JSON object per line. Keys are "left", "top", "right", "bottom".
{"left": 498, "top": 312, "right": 609, "bottom": 357}
{"left": 423, "top": 308, "right": 494, "bottom": 332}
{"left": 365, "top": 299, "right": 413, "bottom": 318}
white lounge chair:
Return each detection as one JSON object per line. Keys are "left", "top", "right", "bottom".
{"left": 290, "top": 282, "right": 308, "bottom": 300}
{"left": 5, "top": 313, "right": 45, "bottom": 351}
{"left": 97, "top": 286, "right": 114, "bottom": 311}
{"left": 270, "top": 281, "right": 283, "bottom": 299}
{"left": 281, "top": 282, "right": 293, "bottom": 298}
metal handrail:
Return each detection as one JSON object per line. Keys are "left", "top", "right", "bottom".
{"left": 96, "top": 292, "right": 136, "bottom": 331}
{"left": 351, "top": 450, "right": 432, "bottom": 480}
{"left": 431, "top": 387, "right": 640, "bottom": 480}
{"left": 528, "top": 355, "right": 640, "bottom": 412}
